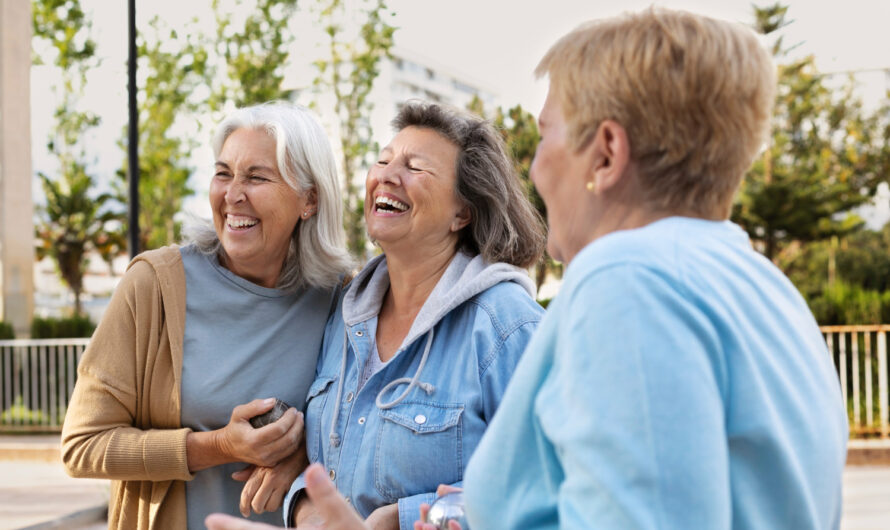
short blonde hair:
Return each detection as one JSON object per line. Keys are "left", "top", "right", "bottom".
{"left": 536, "top": 8, "right": 776, "bottom": 219}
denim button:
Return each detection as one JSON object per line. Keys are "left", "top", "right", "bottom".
{"left": 414, "top": 414, "right": 427, "bottom": 425}
{"left": 358, "top": 417, "right": 366, "bottom": 425}
{"left": 329, "top": 469, "right": 336, "bottom": 480}
{"left": 355, "top": 330, "right": 364, "bottom": 337}
{"left": 346, "top": 392, "right": 354, "bottom": 403}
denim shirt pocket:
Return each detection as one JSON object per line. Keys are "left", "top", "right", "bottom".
{"left": 374, "top": 400, "right": 464, "bottom": 501}
{"left": 305, "top": 376, "right": 335, "bottom": 464}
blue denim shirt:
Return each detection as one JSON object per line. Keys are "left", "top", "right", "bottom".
{"left": 284, "top": 253, "right": 543, "bottom": 529}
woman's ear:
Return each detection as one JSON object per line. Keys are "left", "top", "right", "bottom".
{"left": 588, "top": 120, "right": 631, "bottom": 194}
{"left": 450, "top": 204, "right": 472, "bottom": 233}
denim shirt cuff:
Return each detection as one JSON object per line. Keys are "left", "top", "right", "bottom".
{"left": 397, "top": 492, "right": 437, "bottom": 530}
{"left": 283, "top": 471, "right": 308, "bottom": 527}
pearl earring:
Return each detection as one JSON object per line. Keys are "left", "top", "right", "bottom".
{"left": 586, "top": 181, "right": 595, "bottom": 192}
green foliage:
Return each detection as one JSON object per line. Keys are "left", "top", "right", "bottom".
{"left": 0, "top": 322, "right": 14, "bottom": 340}
{"left": 314, "top": 0, "right": 395, "bottom": 257}
{"left": 33, "top": 0, "right": 124, "bottom": 316}
{"left": 1, "top": 396, "right": 49, "bottom": 425}
{"left": 806, "top": 281, "right": 888, "bottom": 326}
{"left": 468, "top": 97, "right": 562, "bottom": 293}
{"left": 30, "top": 315, "right": 95, "bottom": 339}
{"left": 782, "top": 223, "right": 890, "bottom": 325}
{"left": 732, "top": 4, "right": 890, "bottom": 260}
{"left": 116, "top": 17, "right": 210, "bottom": 251}
{"left": 211, "top": 0, "right": 298, "bottom": 109}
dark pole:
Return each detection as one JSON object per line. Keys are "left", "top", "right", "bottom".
{"left": 127, "top": 0, "right": 140, "bottom": 259}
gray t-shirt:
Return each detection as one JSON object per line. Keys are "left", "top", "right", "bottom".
{"left": 179, "top": 244, "right": 334, "bottom": 528}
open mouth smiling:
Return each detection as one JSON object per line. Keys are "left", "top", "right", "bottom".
{"left": 374, "top": 195, "right": 410, "bottom": 214}
{"left": 227, "top": 214, "right": 259, "bottom": 230}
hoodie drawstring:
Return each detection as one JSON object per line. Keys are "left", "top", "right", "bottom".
{"left": 376, "top": 329, "right": 436, "bottom": 409}
{"left": 328, "top": 327, "right": 436, "bottom": 448}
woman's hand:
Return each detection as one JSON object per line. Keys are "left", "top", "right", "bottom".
{"left": 187, "top": 398, "right": 303, "bottom": 472}
{"left": 206, "top": 464, "right": 367, "bottom": 530}
{"left": 234, "top": 445, "right": 310, "bottom": 517}
{"left": 414, "top": 485, "right": 464, "bottom": 530}
{"left": 220, "top": 399, "right": 304, "bottom": 467}
{"left": 365, "top": 503, "right": 399, "bottom": 530}
{"left": 293, "top": 494, "right": 326, "bottom": 528}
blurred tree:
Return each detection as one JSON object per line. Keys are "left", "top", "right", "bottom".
{"left": 732, "top": 3, "right": 890, "bottom": 260}
{"left": 467, "top": 97, "right": 559, "bottom": 294}
{"left": 116, "top": 17, "right": 211, "bottom": 251}
{"left": 314, "top": 0, "right": 395, "bottom": 257}
{"left": 32, "top": 0, "right": 124, "bottom": 315}
{"left": 211, "top": 0, "right": 299, "bottom": 110}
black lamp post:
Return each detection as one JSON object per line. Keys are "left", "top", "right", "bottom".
{"left": 127, "top": 0, "right": 139, "bottom": 259}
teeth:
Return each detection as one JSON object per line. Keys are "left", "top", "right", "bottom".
{"left": 227, "top": 215, "right": 258, "bottom": 228}
{"left": 375, "top": 196, "right": 409, "bottom": 211}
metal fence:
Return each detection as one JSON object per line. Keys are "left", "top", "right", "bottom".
{"left": 0, "top": 329, "right": 888, "bottom": 436}
{"left": 0, "top": 339, "right": 89, "bottom": 432}
{"left": 822, "top": 325, "right": 890, "bottom": 438}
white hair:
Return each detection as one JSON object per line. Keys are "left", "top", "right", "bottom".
{"left": 186, "top": 101, "right": 353, "bottom": 291}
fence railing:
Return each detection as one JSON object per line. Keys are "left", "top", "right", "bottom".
{"left": 0, "top": 329, "right": 888, "bottom": 436}
{"left": 821, "top": 325, "right": 889, "bottom": 438}
{"left": 0, "top": 339, "right": 90, "bottom": 432}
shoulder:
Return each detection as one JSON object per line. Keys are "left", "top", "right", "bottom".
{"left": 464, "top": 281, "right": 544, "bottom": 340}
{"left": 119, "top": 245, "right": 185, "bottom": 299}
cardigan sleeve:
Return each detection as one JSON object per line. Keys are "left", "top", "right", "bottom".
{"left": 61, "top": 259, "right": 194, "bottom": 482}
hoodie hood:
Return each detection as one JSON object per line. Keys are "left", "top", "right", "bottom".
{"left": 342, "top": 251, "right": 535, "bottom": 351}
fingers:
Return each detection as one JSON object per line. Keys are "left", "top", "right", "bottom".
{"left": 233, "top": 398, "right": 277, "bottom": 422}
{"left": 204, "top": 513, "right": 280, "bottom": 530}
{"left": 232, "top": 465, "right": 255, "bottom": 483}
{"left": 305, "top": 463, "right": 367, "bottom": 530}
{"left": 250, "top": 473, "right": 275, "bottom": 515}
{"left": 240, "top": 472, "right": 259, "bottom": 518}
{"left": 418, "top": 503, "right": 430, "bottom": 524}
{"left": 435, "top": 484, "right": 462, "bottom": 497}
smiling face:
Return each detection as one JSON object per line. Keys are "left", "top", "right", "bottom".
{"left": 210, "top": 127, "right": 315, "bottom": 287}
{"left": 364, "top": 126, "right": 470, "bottom": 257}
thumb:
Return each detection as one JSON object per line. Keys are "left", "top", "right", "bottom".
{"left": 305, "top": 464, "right": 367, "bottom": 530}
{"left": 233, "top": 398, "right": 276, "bottom": 421}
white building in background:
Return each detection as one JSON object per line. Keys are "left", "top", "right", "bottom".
{"left": 367, "top": 48, "right": 498, "bottom": 147}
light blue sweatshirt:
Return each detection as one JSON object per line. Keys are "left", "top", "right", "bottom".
{"left": 464, "top": 217, "right": 848, "bottom": 529}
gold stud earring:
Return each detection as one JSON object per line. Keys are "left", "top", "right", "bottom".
{"left": 586, "top": 181, "right": 595, "bottom": 192}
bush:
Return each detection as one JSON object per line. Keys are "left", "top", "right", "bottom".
{"left": 807, "top": 280, "right": 888, "bottom": 325}
{"left": 30, "top": 315, "right": 95, "bottom": 339}
{"left": 0, "top": 321, "right": 13, "bottom": 340}
{"left": 0, "top": 396, "right": 49, "bottom": 424}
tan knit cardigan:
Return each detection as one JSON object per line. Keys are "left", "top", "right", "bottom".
{"left": 62, "top": 246, "right": 194, "bottom": 529}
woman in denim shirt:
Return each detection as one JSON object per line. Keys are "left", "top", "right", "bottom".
{"left": 279, "top": 101, "right": 546, "bottom": 529}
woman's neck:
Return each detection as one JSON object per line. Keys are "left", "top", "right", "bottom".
{"left": 383, "top": 244, "right": 457, "bottom": 316}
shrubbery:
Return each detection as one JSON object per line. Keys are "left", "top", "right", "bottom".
{"left": 30, "top": 315, "right": 95, "bottom": 339}
{"left": 0, "top": 321, "right": 14, "bottom": 340}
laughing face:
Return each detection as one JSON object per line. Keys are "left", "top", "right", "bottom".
{"left": 210, "top": 127, "right": 315, "bottom": 287}
{"left": 365, "top": 126, "right": 469, "bottom": 254}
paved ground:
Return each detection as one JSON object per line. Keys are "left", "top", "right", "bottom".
{"left": 0, "top": 459, "right": 107, "bottom": 529}
{"left": 1, "top": 435, "right": 888, "bottom": 529}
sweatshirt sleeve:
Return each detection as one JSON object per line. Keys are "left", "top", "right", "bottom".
{"left": 61, "top": 260, "right": 194, "bottom": 482}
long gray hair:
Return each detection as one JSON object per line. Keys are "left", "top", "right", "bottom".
{"left": 186, "top": 102, "right": 353, "bottom": 291}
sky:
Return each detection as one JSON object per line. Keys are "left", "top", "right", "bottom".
{"left": 29, "top": 0, "right": 890, "bottom": 224}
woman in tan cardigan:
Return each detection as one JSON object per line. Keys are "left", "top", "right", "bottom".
{"left": 61, "top": 102, "right": 353, "bottom": 529}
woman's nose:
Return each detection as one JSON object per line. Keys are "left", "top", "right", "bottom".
{"left": 376, "top": 163, "right": 402, "bottom": 186}
{"left": 224, "top": 180, "right": 246, "bottom": 204}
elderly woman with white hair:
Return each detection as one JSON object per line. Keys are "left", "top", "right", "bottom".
{"left": 61, "top": 102, "right": 353, "bottom": 529}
